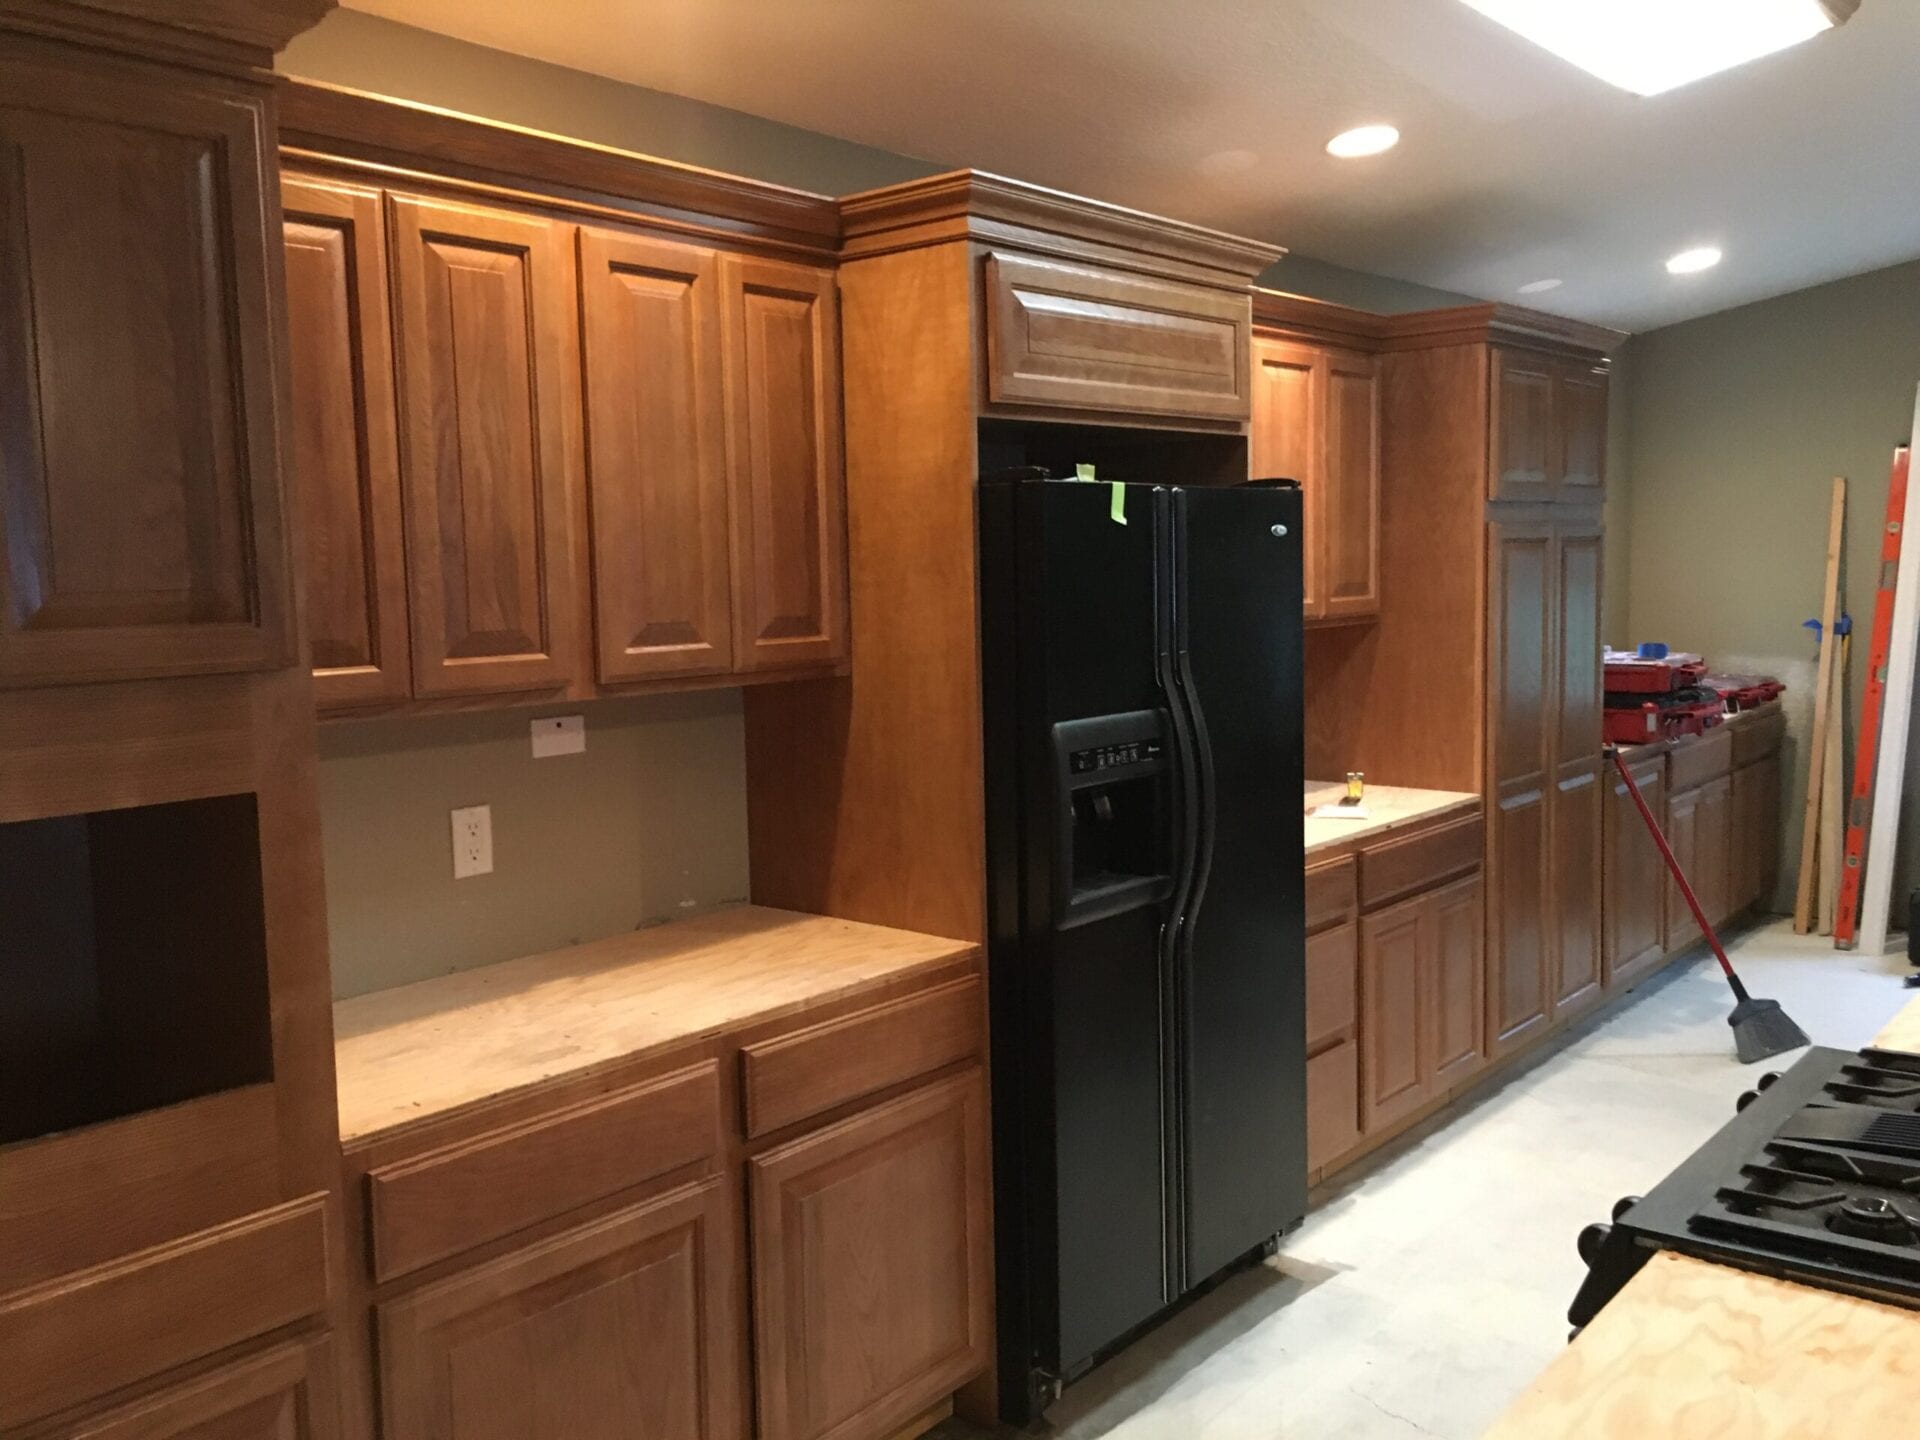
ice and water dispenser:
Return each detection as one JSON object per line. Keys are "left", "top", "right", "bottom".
{"left": 1050, "top": 709, "right": 1175, "bottom": 928}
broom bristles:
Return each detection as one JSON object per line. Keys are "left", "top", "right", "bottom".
{"left": 1730, "top": 996, "right": 1811, "bottom": 1065}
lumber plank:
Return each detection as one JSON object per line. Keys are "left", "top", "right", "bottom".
{"left": 1794, "top": 476, "right": 1847, "bottom": 932}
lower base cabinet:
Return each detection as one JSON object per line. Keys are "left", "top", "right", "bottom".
{"left": 1360, "top": 872, "right": 1485, "bottom": 1130}
{"left": 378, "top": 1179, "right": 744, "bottom": 1440}
{"left": 37, "top": 1338, "right": 337, "bottom": 1440}
{"left": 1604, "top": 752, "right": 1668, "bottom": 990}
{"left": 749, "top": 1069, "right": 991, "bottom": 1440}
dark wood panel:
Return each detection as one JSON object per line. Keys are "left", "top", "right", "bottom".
{"left": 368, "top": 1063, "right": 721, "bottom": 1283}
{"left": 1551, "top": 522, "right": 1604, "bottom": 1018}
{"left": 1731, "top": 706, "right": 1787, "bottom": 767}
{"left": 1489, "top": 347, "right": 1554, "bottom": 504}
{"left": 1551, "top": 765, "right": 1604, "bottom": 1016}
{"left": 1305, "top": 1042, "right": 1360, "bottom": 1174}
{"left": 1249, "top": 337, "right": 1321, "bottom": 613}
{"left": 1321, "top": 347, "right": 1381, "bottom": 622}
{"left": 1358, "top": 814, "right": 1483, "bottom": 911}
{"left": 983, "top": 251, "right": 1251, "bottom": 421}
{"left": 1668, "top": 727, "right": 1734, "bottom": 792}
{"left": 1305, "top": 921, "right": 1358, "bottom": 1052}
{"left": 1696, "top": 774, "right": 1734, "bottom": 931}
{"left": 0, "top": 44, "right": 291, "bottom": 686}
{"left": 281, "top": 172, "right": 411, "bottom": 708}
{"left": 578, "top": 226, "right": 734, "bottom": 683}
{"left": 1304, "top": 856, "right": 1358, "bottom": 935}
{"left": 1556, "top": 358, "right": 1608, "bottom": 498}
{"left": 35, "top": 1336, "right": 339, "bottom": 1440}
{"left": 720, "top": 254, "right": 847, "bottom": 671}
{"left": 388, "top": 192, "right": 581, "bottom": 697}
{"left": 1428, "top": 872, "right": 1486, "bottom": 1089}
{"left": 0, "top": 1194, "right": 330, "bottom": 1429}
{"left": 741, "top": 978, "right": 982, "bottom": 1138}
{"left": 1605, "top": 756, "right": 1668, "bottom": 991}
{"left": 749, "top": 1070, "right": 990, "bottom": 1440}
{"left": 1665, "top": 783, "right": 1704, "bottom": 946}
{"left": 1360, "top": 897, "right": 1427, "bottom": 1132}
{"left": 378, "top": 1180, "right": 745, "bottom": 1440}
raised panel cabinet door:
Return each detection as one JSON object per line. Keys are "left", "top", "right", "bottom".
{"left": 1427, "top": 872, "right": 1487, "bottom": 1089}
{"left": 1489, "top": 347, "right": 1556, "bottom": 503}
{"left": 1755, "top": 750, "right": 1784, "bottom": 914}
{"left": 1556, "top": 358, "right": 1608, "bottom": 497}
{"left": 749, "top": 1069, "right": 991, "bottom": 1440}
{"left": 379, "top": 1180, "right": 746, "bottom": 1440}
{"left": 1730, "top": 761, "right": 1764, "bottom": 915}
{"left": 1605, "top": 757, "right": 1668, "bottom": 990}
{"left": 1550, "top": 524, "right": 1604, "bottom": 1017}
{"left": 1359, "top": 896, "right": 1429, "bottom": 1133}
{"left": 1696, "top": 774, "right": 1735, "bottom": 930}
{"left": 41, "top": 1337, "right": 338, "bottom": 1440}
{"left": 0, "top": 47, "right": 292, "bottom": 687}
{"left": 720, "top": 255, "right": 847, "bottom": 671}
{"left": 388, "top": 194, "right": 582, "bottom": 697}
{"left": 281, "top": 175, "right": 411, "bottom": 709}
{"left": 1320, "top": 347, "right": 1382, "bottom": 622}
{"left": 1665, "top": 785, "right": 1703, "bottom": 946}
{"left": 1487, "top": 520, "right": 1554, "bottom": 1054}
{"left": 578, "top": 227, "right": 733, "bottom": 683}
{"left": 1250, "top": 337, "right": 1323, "bottom": 615}
{"left": 1550, "top": 764, "right": 1604, "bottom": 1017}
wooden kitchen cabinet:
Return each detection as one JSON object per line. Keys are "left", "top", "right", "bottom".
{"left": 388, "top": 193, "right": 584, "bottom": 699}
{"left": 1557, "top": 358, "right": 1608, "bottom": 499}
{"left": 1251, "top": 339, "right": 1322, "bottom": 611}
{"left": 1731, "top": 750, "right": 1783, "bottom": 916}
{"left": 1605, "top": 752, "right": 1669, "bottom": 991}
{"left": 1490, "top": 347, "right": 1609, "bottom": 504}
{"left": 1303, "top": 857, "right": 1361, "bottom": 1174}
{"left": 1429, "top": 874, "right": 1487, "bottom": 1088}
{"left": 749, "top": 1069, "right": 991, "bottom": 1440}
{"left": 1360, "top": 871, "right": 1485, "bottom": 1132}
{"left": 1696, "top": 774, "right": 1734, "bottom": 930}
{"left": 720, "top": 255, "right": 849, "bottom": 672}
{"left": 36, "top": 1337, "right": 339, "bottom": 1440}
{"left": 281, "top": 175, "right": 412, "bottom": 708}
{"left": 0, "top": 44, "right": 294, "bottom": 688}
{"left": 1664, "top": 781, "right": 1704, "bottom": 942}
{"left": 1550, "top": 523, "right": 1604, "bottom": 1020}
{"left": 379, "top": 1179, "right": 745, "bottom": 1440}
{"left": 578, "top": 227, "right": 735, "bottom": 683}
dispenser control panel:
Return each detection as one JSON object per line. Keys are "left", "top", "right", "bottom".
{"left": 1068, "top": 738, "right": 1164, "bottom": 775}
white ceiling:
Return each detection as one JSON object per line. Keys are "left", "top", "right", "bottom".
{"left": 344, "top": 0, "right": 1920, "bottom": 332}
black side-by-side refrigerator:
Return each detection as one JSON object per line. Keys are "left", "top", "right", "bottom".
{"left": 979, "top": 471, "right": 1307, "bottom": 1423}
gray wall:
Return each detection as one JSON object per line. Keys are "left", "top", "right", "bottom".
{"left": 1622, "top": 259, "right": 1920, "bottom": 913}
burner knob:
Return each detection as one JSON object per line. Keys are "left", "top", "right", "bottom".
{"left": 1756, "top": 1070, "right": 1783, "bottom": 1092}
{"left": 1611, "top": 1195, "right": 1642, "bottom": 1222}
{"left": 1577, "top": 1223, "right": 1611, "bottom": 1267}
{"left": 1736, "top": 1089, "right": 1759, "bottom": 1112}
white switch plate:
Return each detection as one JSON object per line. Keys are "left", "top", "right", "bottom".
{"left": 531, "top": 714, "right": 585, "bottom": 759}
{"left": 451, "top": 805, "right": 492, "bottom": 879}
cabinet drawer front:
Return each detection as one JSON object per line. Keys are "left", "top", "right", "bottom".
{"left": 1306, "top": 1042, "right": 1360, "bottom": 1175}
{"left": 1305, "top": 856, "right": 1358, "bottom": 934}
{"left": 1305, "top": 922, "right": 1357, "bottom": 1053}
{"left": 1668, "top": 726, "right": 1733, "bottom": 791}
{"left": 741, "top": 977, "right": 982, "bottom": 1138}
{"left": 0, "top": 1194, "right": 330, "bottom": 1430}
{"left": 1359, "top": 815, "right": 1484, "bottom": 911}
{"left": 51, "top": 1337, "right": 338, "bottom": 1440}
{"left": 368, "top": 1063, "right": 720, "bottom": 1283}
{"left": 1731, "top": 707, "right": 1786, "bottom": 767}
{"left": 984, "top": 252, "right": 1250, "bottom": 421}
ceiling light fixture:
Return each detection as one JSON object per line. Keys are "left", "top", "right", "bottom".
{"left": 1325, "top": 124, "right": 1400, "bottom": 159}
{"left": 1518, "top": 278, "right": 1563, "bottom": 294}
{"left": 1666, "top": 246, "right": 1724, "bottom": 274}
{"left": 1459, "top": 0, "right": 1857, "bottom": 97}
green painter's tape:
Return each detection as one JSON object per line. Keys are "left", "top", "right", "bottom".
{"left": 1075, "top": 463, "right": 1095, "bottom": 480}
{"left": 1110, "top": 481, "right": 1127, "bottom": 525}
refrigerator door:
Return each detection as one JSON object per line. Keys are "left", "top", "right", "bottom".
{"left": 1173, "top": 484, "right": 1308, "bottom": 1286}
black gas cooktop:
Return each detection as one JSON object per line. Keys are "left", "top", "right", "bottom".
{"left": 1571, "top": 1045, "right": 1920, "bottom": 1327}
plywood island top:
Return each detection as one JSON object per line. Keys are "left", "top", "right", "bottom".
{"left": 333, "top": 904, "right": 978, "bottom": 1143}
{"left": 1302, "top": 780, "right": 1478, "bottom": 860}
{"left": 1483, "top": 992, "right": 1920, "bottom": 1438}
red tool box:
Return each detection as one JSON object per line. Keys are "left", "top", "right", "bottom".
{"left": 1603, "top": 695, "right": 1725, "bottom": 745}
{"left": 1603, "top": 651, "right": 1707, "bottom": 694}
{"left": 1704, "top": 673, "right": 1786, "bottom": 711}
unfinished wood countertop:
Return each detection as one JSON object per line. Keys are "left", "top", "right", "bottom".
{"left": 1302, "top": 781, "right": 1479, "bottom": 862}
{"left": 333, "top": 904, "right": 978, "bottom": 1143}
{"left": 1482, "top": 993, "right": 1920, "bottom": 1437}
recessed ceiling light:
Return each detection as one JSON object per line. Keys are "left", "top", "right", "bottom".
{"left": 1518, "top": 278, "right": 1563, "bottom": 294}
{"left": 1326, "top": 125, "right": 1400, "bottom": 159}
{"left": 1459, "top": 0, "right": 1855, "bottom": 97}
{"left": 1666, "top": 246, "right": 1724, "bottom": 274}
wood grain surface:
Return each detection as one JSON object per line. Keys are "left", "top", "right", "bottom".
{"left": 1301, "top": 781, "right": 1480, "bottom": 860}
{"left": 1875, "top": 994, "right": 1920, "bottom": 1054}
{"left": 333, "top": 905, "right": 977, "bottom": 1140}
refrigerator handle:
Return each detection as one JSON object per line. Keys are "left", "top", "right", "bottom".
{"left": 1172, "top": 492, "right": 1219, "bottom": 945}
{"left": 1156, "top": 488, "right": 1201, "bottom": 932}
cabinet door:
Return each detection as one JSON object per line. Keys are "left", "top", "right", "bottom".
{"left": 1428, "top": 873, "right": 1487, "bottom": 1089}
{"left": 1605, "top": 756, "right": 1668, "bottom": 990}
{"left": 1665, "top": 785, "right": 1703, "bottom": 945}
{"left": 281, "top": 175, "right": 411, "bottom": 709}
{"left": 578, "top": 228, "right": 733, "bottom": 683}
{"left": 749, "top": 1070, "right": 990, "bottom": 1440}
{"left": 43, "top": 1338, "right": 337, "bottom": 1440}
{"left": 1487, "top": 520, "right": 1554, "bottom": 1054}
{"left": 379, "top": 1180, "right": 745, "bottom": 1440}
{"left": 1730, "top": 760, "right": 1764, "bottom": 915}
{"left": 720, "top": 255, "right": 847, "bottom": 672}
{"left": 1489, "top": 348, "right": 1555, "bottom": 503}
{"left": 1305, "top": 1042, "right": 1360, "bottom": 1174}
{"left": 1320, "top": 347, "right": 1381, "bottom": 623}
{"left": 388, "top": 194, "right": 582, "bottom": 698}
{"left": 1360, "top": 897, "right": 1429, "bottom": 1132}
{"left": 1755, "top": 750, "right": 1783, "bottom": 914}
{"left": 1250, "top": 337, "right": 1322, "bottom": 615}
{"left": 1556, "top": 359, "right": 1608, "bottom": 498}
{"left": 1550, "top": 524, "right": 1604, "bottom": 1018}
{"left": 1696, "top": 775, "right": 1734, "bottom": 930}
{"left": 0, "top": 49, "right": 291, "bottom": 686}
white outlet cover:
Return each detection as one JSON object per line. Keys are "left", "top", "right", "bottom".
{"left": 531, "top": 714, "right": 586, "bottom": 759}
{"left": 451, "top": 804, "right": 493, "bottom": 879}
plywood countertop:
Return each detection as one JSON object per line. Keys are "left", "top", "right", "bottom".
{"left": 333, "top": 904, "right": 978, "bottom": 1143}
{"left": 1303, "top": 781, "right": 1479, "bottom": 861}
{"left": 1483, "top": 992, "right": 1920, "bottom": 1438}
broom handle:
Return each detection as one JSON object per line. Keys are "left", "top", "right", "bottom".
{"left": 1609, "top": 748, "right": 1746, "bottom": 996}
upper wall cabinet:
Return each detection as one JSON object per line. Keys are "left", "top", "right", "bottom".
{"left": 1556, "top": 358, "right": 1608, "bottom": 499}
{"left": 281, "top": 176, "right": 411, "bottom": 708}
{"left": 0, "top": 45, "right": 292, "bottom": 688}
{"left": 1490, "top": 346, "right": 1609, "bottom": 504}
{"left": 721, "top": 256, "right": 848, "bottom": 672}
{"left": 984, "top": 252, "right": 1251, "bottom": 422}
{"left": 387, "top": 194, "right": 584, "bottom": 699}
{"left": 578, "top": 228, "right": 735, "bottom": 683}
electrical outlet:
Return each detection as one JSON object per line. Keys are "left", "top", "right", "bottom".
{"left": 451, "top": 805, "right": 492, "bottom": 879}
{"left": 531, "top": 713, "right": 585, "bottom": 758}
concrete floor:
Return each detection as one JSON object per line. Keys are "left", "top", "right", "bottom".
{"left": 971, "top": 919, "right": 1914, "bottom": 1439}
